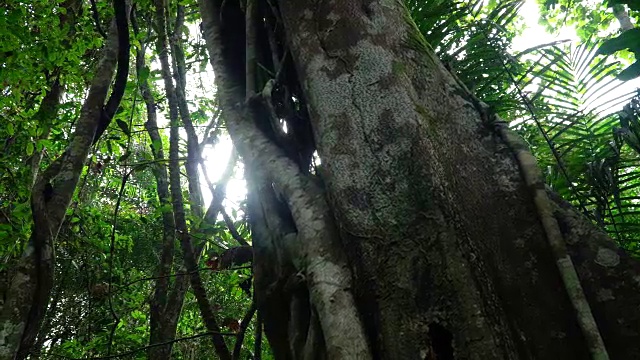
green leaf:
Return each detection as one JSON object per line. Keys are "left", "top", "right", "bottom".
{"left": 25, "top": 142, "right": 34, "bottom": 156}
{"left": 617, "top": 61, "right": 640, "bottom": 81}
{"left": 116, "top": 119, "right": 131, "bottom": 137}
{"left": 607, "top": 0, "right": 640, "bottom": 11}
{"left": 6, "top": 123, "right": 14, "bottom": 135}
{"left": 118, "top": 151, "right": 131, "bottom": 162}
{"left": 37, "top": 139, "right": 51, "bottom": 150}
{"left": 138, "top": 65, "right": 150, "bottom": 83}
{"left": 597, "top": 28, "right": 640, "bottom": 55}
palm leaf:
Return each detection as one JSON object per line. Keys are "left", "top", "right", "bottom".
{"left": 407, "top": 0, "right": 640, "bottom": 248}
{"left": 515, "top": 41, "right": 640, "bottom": 246}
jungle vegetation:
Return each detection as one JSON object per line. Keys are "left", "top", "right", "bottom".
{"left": 1, "top": 0, "right": 640, "bottom": 359}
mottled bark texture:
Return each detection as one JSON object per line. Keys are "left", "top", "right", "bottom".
{"left": 198, "top": 0, "right": 371, "bottom": 357}
{"left": 274, "top": 0, "right": 640, "bottom": 359}
{"left": 199, "top": 0, "right": 640, "bottom": 358}
{"left": 612, "top": 5, "right": 634, "bottom": 32}
{"left": 156, "top": 0, "right": 232, "bottom": 357}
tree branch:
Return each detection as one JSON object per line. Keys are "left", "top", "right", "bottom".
{"left": 221, "top": 207, "right": 249, "bottom": 246}
{"left": 89, "top": 0, "right": 107, "bottom": 38}
{"left": 233, "top": 301, "right": 257, "bottom": 359}
{"left": 92, "top": 0, "right": 131, "bottom": 144}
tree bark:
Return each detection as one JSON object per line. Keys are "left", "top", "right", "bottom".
{"left": 200, "top": 0, "right": 640, "bottom": 359}
{"left": 197, "top": 0, "right": 640, "bottom": 358}
{"left": 277, "top": 0, "right": 640, "bottom": 359}
{"left": 198, "top": 0, "right": 371, "bottom": 357}
{"left": 612, "top": 5, "right": 634, "bottom": 32}
{"left": 137, "top": 32, "right": 185, "bottom": 360}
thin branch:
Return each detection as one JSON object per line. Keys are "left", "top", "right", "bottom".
{"left": 89, "top": 0, "right": 107, "bottom": 38}
{"left": 155, "top": 0, "right": 231, "bottom": 356}
{"left": 105, "top": 169, "right": 131, "bottom": 355}
{"left": 480, "top": 24, "right": 590, "bottom": 216}
{"left": 245, "top": 0, "right": 257, "bottom": 98}
{"left": 201, "top": 148, "right": 238, "bottom": 232}
{"left": 118, "top": 265, "right": 253, "bottom": 291}
{"left": 119, "top": 267, "right": 211, "bottom": 288}
{"left": 254, "top": 311, "right": 263, "bottom": 360}
{"left": 199, "top": 109, "right": 223, "bottom": 149}
{"left": 105, "top": 54, "right": 139, "bottom": 354}
{"left": 221, "top": 207, "right": 249, "bottom": 246}
{"left": 199, "top": 150, "right": 247, "bottom": 246}
{"left": 92, "top": 0, "right": 130, "bottom": 144}
{"left": 232, "top": 301, "right": 257, "bottom": 360}
{"left": 514, "top": 39, "right": 572, "bottom": 57}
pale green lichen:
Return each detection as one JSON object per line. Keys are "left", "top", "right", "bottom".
{"left": 595, "top": 248, "right": 620, "bottom": 267}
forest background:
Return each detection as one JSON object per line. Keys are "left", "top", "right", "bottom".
{"left": 2, "top": 0, "right": 640, "bottom": 358}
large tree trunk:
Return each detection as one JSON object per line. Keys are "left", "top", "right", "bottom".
{"left": 277, "top": 1, "right": 640, "bottom": 358}
{"left": 199, "top": 0, "right": 640, "bottom": 359}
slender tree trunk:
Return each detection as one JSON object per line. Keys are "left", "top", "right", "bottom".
{"left": 199, "top": 0, "right": 640, "bottom": 359}
{"left": 138, "top": 42, "right": 186, "bottom": 360}
{"left": 0, "top": 22, "right": 120, "bottom": 360}
{"left": 138, "top": 3, "right": 187, "bottom": 358}
{"left": 612, "top": 5, "right": 634, "bottom": 32}
{"left": 0, "top": 0, "right": 129, "bottom": 355}
{"left": 29, "top": 281, "right": 62, "bottom": 360}
{"left": 154, "top": 0, "right": 232, "bottom": 356}
{"left": 138, "top": 12, "right": 238, "bottom": 351}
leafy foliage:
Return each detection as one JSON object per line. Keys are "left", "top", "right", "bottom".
{"left": 539, "top": 0, "right": 640, "bottom": 80}
{"left": 598, "top": 27, "right": 640, "bottom": 80}
{"left": 513, "top": 41, "right": 640, "bottom": 252}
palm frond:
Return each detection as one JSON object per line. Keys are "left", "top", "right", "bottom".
{"left": 407, "top": 0, "right": 640, "bottom": 248}
{"left": 514, "top": 40, "right": 640, "bottom": 247}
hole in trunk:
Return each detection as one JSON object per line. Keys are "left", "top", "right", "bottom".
{"left": 428, "top": 323, "right": 454, "bottom": 360}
